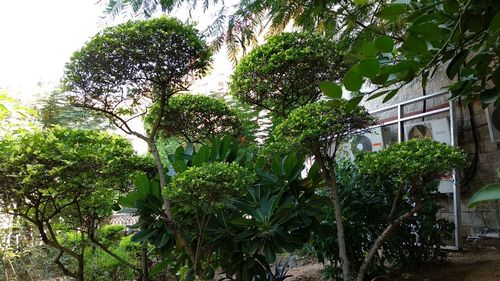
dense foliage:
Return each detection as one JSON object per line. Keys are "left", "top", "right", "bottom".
{"left": 63, "top": 16, "right": 212, "bottom": 115}
{"left": 145, "top": 94, "right": 243, "bottom": 144}
{"left": 117, "top": 137, "right": 326, "bottom": 280}
{"left": 274, "top": 100, "right": 375, "bottom": 156}
{"left": 49, "top": 9, "right": 477, "bottom": 281}
{"left": 311, "top": 161, "right": 454, "bottom": 280}
{"left": 0, "top": 128, "right": 148, "bottom": 280}
{"left": 231, "top": 32, "right": 350, "bottom": 117}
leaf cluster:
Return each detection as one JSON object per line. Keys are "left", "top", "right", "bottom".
{"left": 0, "top": 127, "right": 145, "bottom": 225}
{"left": 168, "top": 162, "right": 255, "bottom": 212}
{"left": 231, "top": 32, "right": 352, "bottom": 117}
{"left": 273, "top": 100, "right": 376, "bottom": 156}
{"left": 326, "top": 0, "right": 500, "bottom": 105}
{"left": 357, "top": 138, "right": 467, "bottom": 192}
{"left": 145, "top": 94, "right": 243, "bottom": 144}
{"left": 63, "top": 16, "right": 212, "bottom": 114}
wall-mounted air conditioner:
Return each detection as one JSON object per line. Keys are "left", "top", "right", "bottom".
{"left": 485, "top": 104, "right": 500, "bottom": 143}
{"left": 337, "top": 127, "right": 384, "bottom": 160}
{"left": 404, "top": 118, "right": 453, "bottom": 193}
{"left": 404, "top": 118, "right": 451, "bottom": 144}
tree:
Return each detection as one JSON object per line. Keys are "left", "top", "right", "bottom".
{"left": 275, "top": 101, "right": 467, "bottom": 280}
{"left": 63, "top": 16, "right": 212, "bottom": 268}
{"left": 273, "top": 100, "right": 375, "bottom": 280}
{"left": 144, "top": 94, "right": 243, "bottom": 144}
{"left": 354, "top": 139, "right": 466, "bottom": 281}
{"left": 231, "top": 32, "right": 351, "bottom": 118}
{"left": 0, "top": 128, "right": 148, "bottom": 280}
{"left": 118, "top": 136, "right": 326, "bottom": 280}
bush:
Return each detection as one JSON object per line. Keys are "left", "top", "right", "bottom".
{"left": 167, "top": 162, "right": 256, "bottom": 213}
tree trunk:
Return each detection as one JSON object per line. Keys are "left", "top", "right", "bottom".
{"left": 77, "top": 256, "right": 84, "bottom": 281}
{"left": 315, "top": 154, "right": 351, "bottom": 280}
{"left": 355, "top": 203, "right": 422, "bottom": 281}
{"left": 141, "top": 242, "right": 150, "bottom": 281}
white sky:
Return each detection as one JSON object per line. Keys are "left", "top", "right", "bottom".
{"left": 0, "top": 1, "right": 233, "bottom": 102}
{"left": 0, "top": 1, "right": 109, "bottom": 100}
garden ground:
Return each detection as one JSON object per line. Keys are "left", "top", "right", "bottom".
{"left": 287, "top": 239, "right": 500, "bottom": 281}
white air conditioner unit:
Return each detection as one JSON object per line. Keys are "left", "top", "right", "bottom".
{"left": 404, "top": 118, "right": 451, "bottom": 144}
{"left": 337, "top": 127, "right": 384, "bottom": 160}
{"left": 485, "top": 104, "right": 500, "bottom": 143}
{"left": 404, "top": 118, "right": 453, "bottom": 193}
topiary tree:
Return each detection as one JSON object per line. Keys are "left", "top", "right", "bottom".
{"left": 0, "top": 128, "right": 148, "bottom": 281}
{"left": 63, "top": 17, "right": 212, "bottom": 267}
{"left": 273, "top": 100, "right": 375, "bottom": 280}
{"left": 354, "top": 138, "right": 466, "bottom": 281}
{"left": 230, "top": 32, "right": 351, "bottom": 118}
{"left": 144, "top": 94, "right": 243, "bottom": 144}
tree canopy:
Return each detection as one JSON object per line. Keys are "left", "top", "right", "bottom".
{"left": 63, "top": 16, "right": 212, "bottom": 118}
{"left": 231, "top": 32, "right": 351, "bottom": 117}
{"left": 144, "top": 94, "right": 243, "bottom": 144}
{"left": 103, "top": 0, "right": 500, "bottom": 105}
{"left": 0, "top": 128, "right": 149, "bottom": 280}
{"left": 274, "top": 100, "right": 375, "bottom": 157}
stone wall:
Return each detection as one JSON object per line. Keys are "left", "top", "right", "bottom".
{"left": 359, "top": 71, "right": 500, "bottom": 238}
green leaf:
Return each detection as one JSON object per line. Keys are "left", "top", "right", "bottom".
{"left": 410, "top": 22, "right": 442, "bottom": 41}
{"left": 192, "top": 145, "right": 210, "bottom": 167}
{"left": 131, "top": 229, "right": 157, "bottom": 243}
{"left": 358, "top": 58, "right": 381, "bottom": 78}
{"left": 446, "top": 50, "right": 468, "bottom": 80}
{"left": 352, "top": 0, "right": 369, "bottom": 5}
{"left": 468, "top": 183, "right": 500, "bottom": 208}
{"left": 375, "top": 35, "right": 394, "bottom": 52}
{"left": 402, "top": 34, "right": 428, "bottom": 53}
{"left": 134, "top": 173, "right": 151, "bottom": 195}
{"left": 150, "top": 259, "right": 170, "bottom": 276}
{"left": 343, "top": 70, "right": 363, "bottom": 91}
{"left": 173, "top": 159, "right": 188, "bottom": 173}
{"left": 367, "top": 90, "right": 390, "bottom": 101}
{"left": 480, "top": 89, "right": 499, "bottom": 105}
{"left": 370, "top": 73, "right": 390, "bottom": 85}
{"left": 377, "top": 4, "right": 406, "bottom": 20}
{"left": 361, "top": 42, "right": 377, "bottom": 57}
{"left": 117, "top": 193, "right": 140, "bottom": 208}
{"left": 345, "top": 96, "right": 363, "bottom": 112}
{"left": 319, "top": 81, "right": 342, "bottom": 99}
{"left": 220, "top": 135, "right": 232, "bottom": 160}
{"left": 263, "top": 245, "right": 276, "bottom": 263}
{"left": 383, "top": 89, "right": 399, "bottom": 103}
{"left": 489, "top": 10, "right": 500, "bottom": 31}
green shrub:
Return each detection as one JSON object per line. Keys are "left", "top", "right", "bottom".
{"left": 167, "top": 162, "right": 256, "bottom": 213}
{"left": 273, "top": 100, "right": 375, "bottom": 155}
{"left": 96, "top": 225, "right": 126, "bottom": 248}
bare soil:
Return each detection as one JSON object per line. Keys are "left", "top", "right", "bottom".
{"left": 286, "top": 239, "right": 500, "bottom": 281}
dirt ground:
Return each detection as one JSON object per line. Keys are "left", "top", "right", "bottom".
{"left": 287, "top": 239, "right": 500, "bottom": 281}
